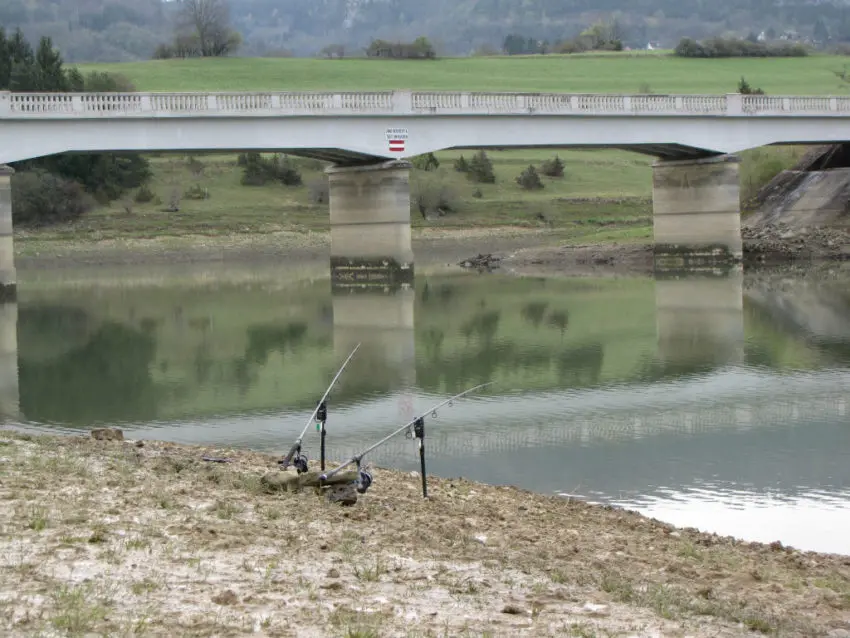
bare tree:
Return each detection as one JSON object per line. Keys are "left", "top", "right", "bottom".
{"left": 177, "top": 0, "right": 240, "bottom": 57}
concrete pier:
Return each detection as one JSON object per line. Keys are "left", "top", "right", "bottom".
{"left": 652, "top": 154, "right": 742, "bottom": 271}
{"left": 0, "top": 166, "right": 15, "bottom": 300}
{"left": 655, "top": 272, "right": 745, "bottom": 369}
{"left": 327, "top": 160, "right": 413, "bottom": 286}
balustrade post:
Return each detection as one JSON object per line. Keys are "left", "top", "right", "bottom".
{"left": 726, "top": 93, "right": 743, "bottom": 115}
{"left": 391, "top": 90, "right": 413, "bottom": 115}
{"left": 206, "top": 95, "right": 218, "bottom": 111}
{"left": 0, "top": 92, "right": 10, "bottom": 117}
{"left": 830, "top": 98, "right": 838, "bottom": 112}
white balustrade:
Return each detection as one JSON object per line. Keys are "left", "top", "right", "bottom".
{"left": 1, "top": 89, "right": 850, "bottom": 118}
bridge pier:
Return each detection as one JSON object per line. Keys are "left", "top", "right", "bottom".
{"left": 0, "top": 166, "right": 15, "bottom": 300}
{"left": 327, "top": 160, "right": 413, "bottom": 286}
{"left": 652, "top": 154, "right": 742, "bottom": 272}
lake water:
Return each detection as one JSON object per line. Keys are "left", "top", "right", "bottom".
{"left": 4, "top": 260, "right": 850, "bottom": 555}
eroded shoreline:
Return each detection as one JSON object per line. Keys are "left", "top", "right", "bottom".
{"left": 1, "top": 431, "right": 849, "bottom": 637}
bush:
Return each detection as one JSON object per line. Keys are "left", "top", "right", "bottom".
{"left": 516, "top": 165, "right": 544, "bottom": 190}
{"left": 308, "top": 177, "right": 329, "bottom": 204}
{"left": 540, "top": 156, "right": 565, "bottom": 178}
{"left": 239, "top": 153, "right": 303, "bottom": 187}
{"left": 411, "top": 172, "right": 459, "bottom": 218}
{"left": 412, "top": 153, "right": 440, "bottom": 171}
{"left": 453, "top": 155, "right": 470, "bottom": 173}
{"left": 674, "top": 37, "right": 807, "bottom": 58}
{"left": 184, "top": 183, "right": 209, "bottom": 200}
{"left": 738, "top": 77, "right": 765, "bottom": 95}
{"left": 134, "top": 184, "right": 156, "bottom": 203}
{"left": 82, "top": 71, "right": 136, "bottom": 93}
{"left": 11, "top": 170, "right": 95, "bottom": 226}
{"left": 468, "top": 151, "right": 496, "bottom": 184}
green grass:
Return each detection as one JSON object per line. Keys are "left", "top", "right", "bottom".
{"left": 81, "top": 53, "right": 850, "bottom": 96}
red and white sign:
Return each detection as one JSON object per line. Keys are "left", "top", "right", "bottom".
{"left": 386, "top": 127, "right": 409, "bottom": 153}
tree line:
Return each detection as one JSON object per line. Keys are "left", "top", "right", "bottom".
{"left": 0, "top": 29, "right": 150, "bottom": 225}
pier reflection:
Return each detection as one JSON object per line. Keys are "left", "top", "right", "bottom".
{"left": 0, "top": 302, "right": 17, "bottom": 421}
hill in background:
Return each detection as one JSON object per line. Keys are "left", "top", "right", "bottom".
{"left": 2, "top": 0, "right": 850, "bottom": 62}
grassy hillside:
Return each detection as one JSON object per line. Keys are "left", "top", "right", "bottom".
{"left": 82, "top": 53, "right": 850, "bottom": 95}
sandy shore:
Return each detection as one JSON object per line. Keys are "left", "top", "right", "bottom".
{"left": 1, "top": 430, "right": 849, "bottom": 637}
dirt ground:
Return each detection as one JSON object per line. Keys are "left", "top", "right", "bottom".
{"left": 1, "top": 430, "right": 849, "bottom": 637}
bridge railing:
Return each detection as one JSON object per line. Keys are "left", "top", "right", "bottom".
{"left": 3, "top": 90, "right": 850, "bottom": 118}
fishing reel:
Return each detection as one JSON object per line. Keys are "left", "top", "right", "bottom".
{"left": 406, "top": 416, "right": 426, "bottom": 441}
{"left": 293, "top": 453, "right": 309, "bottom": 474}
{"left": 355, "top": 461, "right": 373, "bottom": 494}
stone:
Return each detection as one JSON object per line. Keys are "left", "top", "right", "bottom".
{"left": 211, "top": 590, "right": 238, "bottom": 606}
{"left": 581, "top": 602, "right": 610, "bottom": 616}
{"left": 325, "top": 484, "right": 358, "bottom": 506}
{"left": 501, "top": 604, "right": 525, "bottom": 615}
{"left": 327, "top": 568, "right": 340, "bottom": 578}
{"left": 91, "top": 428, "right": 124, "bottom": 442}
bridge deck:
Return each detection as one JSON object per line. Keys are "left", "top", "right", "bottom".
{"left": 3, "top": 90, "right": 850, "bottom": 163}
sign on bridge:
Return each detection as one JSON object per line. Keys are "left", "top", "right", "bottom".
{"left": 386, "top": 127, "right": 408, "bottom": 153}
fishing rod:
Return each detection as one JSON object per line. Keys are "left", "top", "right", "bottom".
{"left": 279, "top": 343, "right": 361, "bottom": 473}
{"left": 320, "top": 382, "right": 494, "bottom": 498}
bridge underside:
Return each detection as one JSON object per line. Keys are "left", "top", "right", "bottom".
{"left": 450, "top": 143, "right": 721, "bottom": 162}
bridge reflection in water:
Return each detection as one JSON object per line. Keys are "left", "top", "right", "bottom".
{"left": 0, "top": 301, "right": 17, "bottom": 421}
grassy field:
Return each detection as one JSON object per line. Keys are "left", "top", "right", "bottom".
{"left": 82, "top": 52, "right": 850, "bottom": 95}
{"left": 17, "top": 53, "right": 825, "bottom": 248}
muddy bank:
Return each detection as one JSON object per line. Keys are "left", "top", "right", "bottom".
{"left": 1, "top": 430, "right": 849, "bottom": 637}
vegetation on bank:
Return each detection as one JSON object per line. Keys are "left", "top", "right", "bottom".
{"left": 1, "top": 29, "right": 150, "bottom": 226}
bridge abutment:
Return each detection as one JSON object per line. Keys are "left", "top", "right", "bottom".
{"left": 0, "top": 166, "right": 15, "bottom": 300}
{"left": 652, "top": 154, "right": 742, "bottom": 272}
{"left": 327, "top": 160, "right": 414, "bottom": 286}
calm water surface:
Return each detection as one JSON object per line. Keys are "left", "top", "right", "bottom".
{"left": 3, "top": 262, "right": 850, "bottom": 554}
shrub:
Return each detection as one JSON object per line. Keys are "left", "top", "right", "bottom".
{"left": 82, "top": 71, "right": 136, "bottom": 93}
{"left": 184, "top": 183, "right": 209, "bottom": 200}
{"left": 240, "top": 153, "right": 302, "bottom": 187}
{"left": 11, "top": 170, "right": 95, "bottom": 226}
{"left": 308, "top": 177, "right": 329, "bottom": 204}
{"left": 412, "top": 153, "right": 440, "bottom": 171}
{"left": 516, "top": 165, "right": 544, "bottom": 190}
{"left": 411, "top": 172, "right": 459, "bottom": 218}
{"left": 738, "top": 77, "right": 765, "bottom": 95}
{"left": 540, "top": 156, "right": 565, "bottom": 178}
{"left": 453, "top": 155, "right": 470, "bottom": 173}
{"left": 674, "top": 37, "right": 807, "bottom": 58}
{"left": 468, "top": 151, "right": 496, "bottom": 184}
{"left": 134, "top": 185, "right": 156, "bottom": 203}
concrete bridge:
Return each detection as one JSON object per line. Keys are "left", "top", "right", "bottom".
{"left": 4, "top": 89, "right": 850, "bottom": 290}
